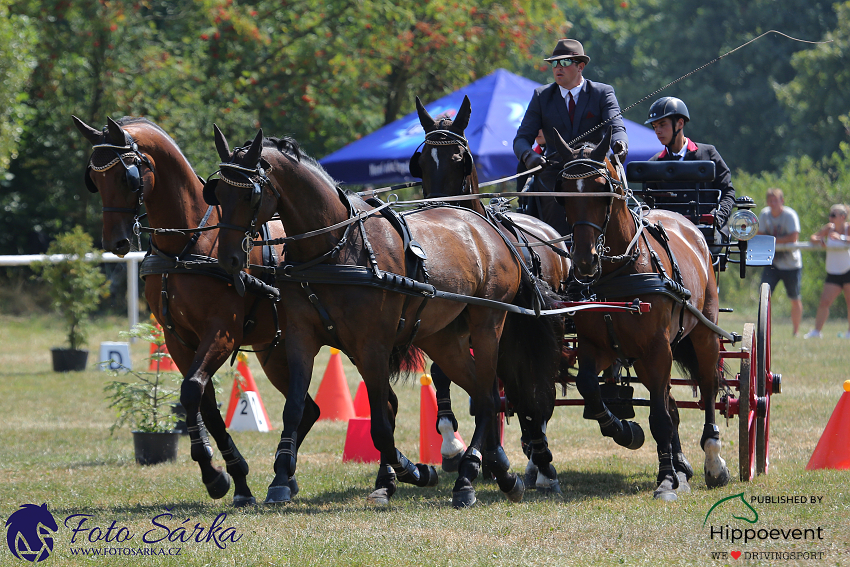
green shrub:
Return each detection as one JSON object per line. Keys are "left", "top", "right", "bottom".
{"left": 31, "top": 226, "right": 110, "bottom": 350}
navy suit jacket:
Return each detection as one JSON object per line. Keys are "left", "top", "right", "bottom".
{"left": 513, "top": 80, "right": 628, "bottom": 162}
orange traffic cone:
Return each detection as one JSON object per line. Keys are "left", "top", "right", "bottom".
{"left": 314, "top": 348, "right": 356, "bottom": 421}
{"left": 148, "top": 318, "right": 178, "bottom": 372}
{"left": 419, "top": 373, "right": 465, "bottom": 464}
{"left": 342, "top": 417, "right": 380, "bottom": 462}
{"left": 224, "top": 353, "right": 273, "bottom": 429}
{"left": 806, "top": 381, "right": 850, "bottom": 470}
{"left": 353, "top": 381, "right": 370, "bottom": 418}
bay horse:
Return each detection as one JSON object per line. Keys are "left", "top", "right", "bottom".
{"left": 550, "top": 126, "right": 731, "bottom": 500}
{"left": 412, "top": 95, "right": 570, "bottom": 492}
{"left": 72, "top": 116, "right": 319, "bottom": 506}
{"left": 207, "top": 127, "right": 562, "bottom": 508}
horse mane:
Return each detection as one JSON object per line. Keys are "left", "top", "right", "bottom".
{"left": 113, "top": 116, "right": 197, "bottom": 173}
{"left": 243, "top": 134, "right": 340, "bottom": 190}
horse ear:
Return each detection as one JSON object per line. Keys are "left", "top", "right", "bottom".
{"left": 213, "top": 124, "right": 231, "bottom": 161}
{"left": 451, "top": 95, "right": 471, "bottom": 134}
{"left": 72, "top": 115, "right": 102, "bottom": 145}
{"left": 106, "top": 117, "right": 126, "bottom": 145}
{"left": 416, "top": 97, "right": 435, "bottom": 133}
{"left": 590, "top": 126, "right": 612, "bottom": 163}
{"left": 551, "top": 128, "right": 575, "bottom": 161}
{"left": 242, "top": 129, "right": 264, "bottom": 166}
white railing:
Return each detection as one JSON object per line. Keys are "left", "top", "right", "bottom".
{"left": 775, "top": 241, "right": 850, "bottom": 250}
{"left": 0, "top": 251, "right": 146, "bottom": 331}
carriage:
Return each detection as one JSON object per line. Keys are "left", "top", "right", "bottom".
{"left": 77, "top": 108, "right": 781, "bottom": 509}
{"left": 542, "top": 158, "right": 781, "bottom": 483}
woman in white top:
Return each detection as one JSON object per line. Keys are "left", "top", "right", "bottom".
{"left": 804, "top": 204, "right": 850, "bottom": 338}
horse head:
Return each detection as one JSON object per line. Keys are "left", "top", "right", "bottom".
{"left": 551, "top": 126, "right": 616, "bottom": 279}
{"left": 208, "top": 127, "right": 278, "bottom": 274}
{"left": 412, "top": 95, "right": 477, "bottom": 200}
{"left": 73, "top": 115, "right": 158, "bottom": 256}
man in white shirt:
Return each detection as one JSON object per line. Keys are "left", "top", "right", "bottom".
{"left": 758, "top": 188, "right": 803, "bottom": 336}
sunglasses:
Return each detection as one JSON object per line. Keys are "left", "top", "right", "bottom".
{"left": 551, "top": 59, "right": 579, "bottom": 68}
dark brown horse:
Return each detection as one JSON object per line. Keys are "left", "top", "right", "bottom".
{"left": 208, "top": 127, "right": 562, "bottom": 507}
{"left": 72, "top": 116, "right": 319, "bottom": 506}
{"left": 551, "top": 126, "right": 730, "bottom": 500}
{"left": 412, "top": 95, "right": 570, "bottom": 492}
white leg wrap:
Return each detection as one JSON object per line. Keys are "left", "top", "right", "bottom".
{"left": 438, "top": 417, "right": 464, "bottom": 458}
{"left": 704, "top": 438, "right": 727, "bottom": 477}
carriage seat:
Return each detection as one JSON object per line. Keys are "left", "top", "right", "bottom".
{"left": 625, "top": 160, "right": 721, "bottom": 245}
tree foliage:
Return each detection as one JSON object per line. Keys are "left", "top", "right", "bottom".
{"left": 0, "top": 0, "right": 847, "bottom": 262}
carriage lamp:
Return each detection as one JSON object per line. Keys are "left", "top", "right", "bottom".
{"left": 728, "top": 209, "right": 759, "bottom": 241}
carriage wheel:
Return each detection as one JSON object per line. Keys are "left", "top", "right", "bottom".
{"left": 738, "top": 323, "right": 757, "bottom": 482}
{"left": 756, "top": 283, "right": 772, "bottom": 475}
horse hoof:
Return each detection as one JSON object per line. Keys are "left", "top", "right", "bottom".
{"left": 675, "top": 472, "right": 691, "bottom": 494}
{"left": 536, "top": 474, "right": 562, "bottom": 496}
{"left": 705, "top": 465, "right": 731, "bottom": 489}
{"left": 289, "top": 476, "right": 299, "bottom": 497}
{"left": 367, "top": 488, "right": 391, "bottom": 506}
{"left": 504, "top": 476, "right": 525, "bottom": 503}
{"left": 452, "top": 487, "right": 477, "bottom": 509}
{"left": 442, "top": 451, "right": 463, "bottom": 473}
{"left": 524, "top": 462, "right": 539, "bottom": 490}
{"left": 675, "top": 452, "right": 695, "bottom": 481}
{"left": 415, "top": 464, "right": 439, "bottom": 487}
{"left": 653, "top": 488, "right": 678, "bottom": 502}
{"left": 618, "top": 421, "right": 645, "bottom": 450}
{"left": 205, "top": 471, "right": 231, "bottom": 500}
{"left": 264, "top": 485, "right": 292, "bottom": 505}
{"left": 232, "top": 495, "right": 256, "bottom": 508}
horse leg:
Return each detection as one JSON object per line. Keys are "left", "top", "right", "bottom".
{"left": 633, "top": 357, "right": 679, "bottom": 501}
{"left": 690, "top": 328, "right": 730, "bottom": 489}
{"left": 430, "top": 362, "right": 465, "bottom": 472}
{"left": 575, "top": 350, "right": 645, "bottom": 450}
{"left": 176, "top": 337, "right": 233, "bottom": 501}
{"left": 668, "top": 392, "right": 694, "bottom": 493}
{"left": 198, "top": 386, "right": 254, "bottom": 506}
{"left": 368, "top": 386, "right": 400, "bottom": 506}
{"left": 256, "top": 342, "right": 320, "bottom": 499}
{"left": 363, "top": 349, "right": 437, "bottom": 506}
{"left": 264, "top": 336, "right": 319, "bottom": 505}
{"left": 518, "top": 417, "right": 560, "bottom": 494}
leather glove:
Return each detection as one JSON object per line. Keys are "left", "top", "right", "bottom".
{"left": 612, "top": 140, "right": 628, "bottom": 162}
{"left": 523, "top": 150, "right": 546, "bottom": 170}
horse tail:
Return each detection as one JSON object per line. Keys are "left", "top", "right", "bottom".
{"left": 388, "top": 341, "right": 424, "bottom": 384}
{"left": 672, "top": 335, "right": 725, "bottom": 388}
{"left": 498, "top": 278, "right": 564, "bottom": 419}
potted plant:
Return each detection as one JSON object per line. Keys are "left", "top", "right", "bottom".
{"left": 31, "top": 226, "right": 110, "bottom": 372}
{"left": 104, "top": 323, "right": 181, "bottom": 465}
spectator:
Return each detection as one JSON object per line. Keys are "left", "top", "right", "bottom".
{"left": 758, "top": 188, "right": 803, "bottom": 336}
{"left": 804, "top": 204, "right": 850, "bottom": 338}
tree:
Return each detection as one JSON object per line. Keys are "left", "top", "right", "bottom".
{"left": 0, "top": 1, "right": 36, "bottom": 173}
{"left": 775, "top": 0, "right": 850, "bottom": 163}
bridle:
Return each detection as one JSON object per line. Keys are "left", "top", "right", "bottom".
{"left": 411, "top": 129, "right": 475, "bottom": 199}
{"left": 558, "top": 156, "right": 641, "bottom": 285}
{"left": 203, "top": 154, "right": 280, "bottom": 266}
{"left": 85, "top": 134, "right": 156, "bottom": 249}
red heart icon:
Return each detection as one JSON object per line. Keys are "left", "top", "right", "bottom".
{"left": 731, "top": 551, "right": 742, "bottom": 559}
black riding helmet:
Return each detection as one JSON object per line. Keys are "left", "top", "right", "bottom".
{"left": 645, "top": 97, "right": 690, "bottom": 125}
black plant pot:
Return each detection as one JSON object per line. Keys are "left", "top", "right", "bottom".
{"left": 132, "top": 431, "right": 179, "bottom": 465}
{"left": 51, "top": 348, "right": 89, "bottom": 372}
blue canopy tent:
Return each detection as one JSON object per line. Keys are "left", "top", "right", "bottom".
{"left": 320, "top": 68, "right": 659, "bottom": 186}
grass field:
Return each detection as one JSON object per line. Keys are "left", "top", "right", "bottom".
{"left": 1, "top": 312, "right": 849, "bottom": 566}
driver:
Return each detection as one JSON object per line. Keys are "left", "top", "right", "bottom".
{"left": 645, "top": 97, "right": 736, "bottom": 241}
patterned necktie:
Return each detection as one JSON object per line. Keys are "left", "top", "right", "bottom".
{"left": 568, "top": 92, "right": 576, "bottom": 123}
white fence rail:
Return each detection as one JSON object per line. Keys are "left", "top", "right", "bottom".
{"left": 0, "top": 251, "right": 146, "bottom": 331}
